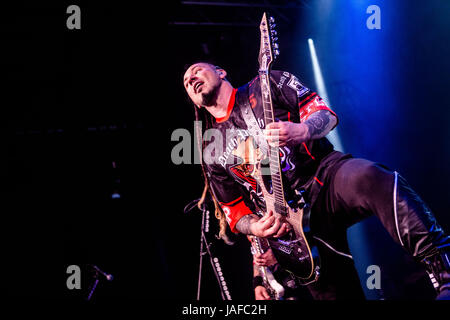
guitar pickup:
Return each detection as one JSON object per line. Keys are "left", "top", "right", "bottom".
{"left": 277, "top": 244, "right": 292, "bottom": 255}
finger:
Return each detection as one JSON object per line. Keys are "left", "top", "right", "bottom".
{"left": 267, "top": 135, "right": 281, "bottom": 142}
{"left": 255, "top": 259, "right": 265, "bottom": 266}
{"left": 273, "top": 222, "right": 288, "bottom": 238}
{"left": 266, "top": 122, "right": 281, "bottom": 130}
{"left": 265, "top": 130, "right": 288, "bottom": 139}
{"left": 267, "top": 136, "right": 287, "bottom": 147}
{"left": 263, "top": 290, "right": 271, "bottom": 300}
{"left": 260, "top": 210, "right": 273, "bottom": 222}
{"left": 285, "top": 223, "right": 292, "bottom": 232}
{"left": 260, "top": 211, "right": 275, "bottom": 225}
{"left": 260, "top": 216, "right": 276, "bottom": 230}
{"left": 264, "top": 216, "right": 281, "bottom": 237}
{"left": 255, "top": 256, "right": 266, "bottom": 263}
{"left": 264, "top": 129, "right": 281, "bottom": 139}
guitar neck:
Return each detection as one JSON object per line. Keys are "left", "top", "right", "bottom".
{"left": 259, "top": 70, "right": 287, "bottom": 211}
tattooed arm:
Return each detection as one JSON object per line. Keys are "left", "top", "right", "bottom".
{"left": 303, "top": 110, "right": 337, "bottom": 140}
{"left": 265, "top": 110, "right": 337, "bottom": 147}
{"left": 235, "top": 214, "right": 260, "bottom": 235}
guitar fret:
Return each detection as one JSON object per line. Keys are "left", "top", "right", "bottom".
{"left": 273, "top": 188, "right": 284, "bottom": 195}
{"left": 269, "top": 153, "right": 279, "bottom": 158}
{"left": 274, "top": 197, "right": 285, "bottom": 204}
{"left": 272, "top": 185, "right": 283, "bottom": 191}
{"left": 273, "top": 185, "right": 283, "bottom": 191}
{"left": 273, "top": 191, "right": 284, "bottom": 198}
{"left": 272, "top": 182, "right": 283, "bottom": 189}
{"left": 272, "top": 181, "right": 283, "bottom": 188}
{"left": 273, "top": 186, "right": 283, "bottom": 193}
{"left": 272, "top": 178, "right": 282, "bottom": 185}
{"left": 269, "top": 163, "right": 280, "bottom": 168}
{"left": 272, "top": 183, "right": 283, "bottom": 190}
{"left": 273, "top": 190, "right": 283, "bottom": 196}
{"left": 273, "top": 190, "right": 284, "bottom": 197}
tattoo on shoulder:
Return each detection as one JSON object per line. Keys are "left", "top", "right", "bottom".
{"left": 235, "top": 214, "right": 258, "bottom": 235}
{"left": 304, "top": 110, "right": 334, "bottom": 139}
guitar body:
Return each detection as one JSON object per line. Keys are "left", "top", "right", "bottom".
{"left": 253, "top": 161, "right": 318, "bottom": 282}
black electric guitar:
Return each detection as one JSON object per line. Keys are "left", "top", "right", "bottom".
{"left": 250, "top": 13, "right": 320, "bottom": 284}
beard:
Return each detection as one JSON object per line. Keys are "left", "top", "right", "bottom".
{"left": 200, "top": 85, "right": 219, "bottom": 106}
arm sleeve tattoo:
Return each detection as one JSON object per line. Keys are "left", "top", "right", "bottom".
{"left": 235, "top": 214, "right": 259, "bottom": 235}
{"left": 303, "top": 110, "right": 337, "bottom": 140}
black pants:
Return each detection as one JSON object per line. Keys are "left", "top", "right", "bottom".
{"left": 304, "top": 155, "right": 450, "bottom": 300}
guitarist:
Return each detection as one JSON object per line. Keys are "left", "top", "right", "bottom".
{"left": 183, "top": 62, "right": 450, "bottom": 299}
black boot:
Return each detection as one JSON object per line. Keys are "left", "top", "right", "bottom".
{"left": 421, "top": 251, "right": 450, "bottom": 300}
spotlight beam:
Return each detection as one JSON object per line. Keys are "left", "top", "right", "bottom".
{"left": 308, "top": 38, "right": 344, "bottom": 152}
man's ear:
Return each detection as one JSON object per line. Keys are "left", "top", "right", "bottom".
{"left": 216, "top": 68, "right": 227, "bottom": 79}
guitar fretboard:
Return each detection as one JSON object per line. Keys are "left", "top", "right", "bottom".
{"left": 259, "top": 71, "right": 287, "bottom": 215}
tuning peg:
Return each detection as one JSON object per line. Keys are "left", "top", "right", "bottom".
{"left": 274, "top": 49, "right": 280, "bottom": 56}
{"left": 269, "top": 16, "right": 275, "bottom": 23}
{"left": 271, "top": 30, "right": 277, "bottom": 36}
{"left": 272, "top": 36, "right": 278, "bottom": 42}
{"left": 272, "top": 43, "right": 279, "bottom": 49}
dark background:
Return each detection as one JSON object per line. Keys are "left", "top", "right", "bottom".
{"left": 1, "top": 0, "right": 449, "bottom": 304}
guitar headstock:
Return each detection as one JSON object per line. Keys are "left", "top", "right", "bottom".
{"left": 258, "top": 12, "right": 279, "bottom": 72}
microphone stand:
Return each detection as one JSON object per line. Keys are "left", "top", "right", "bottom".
{"left": 185, "top": 199, "right": 231, "bottom": 300}
{"left": 86, "top": 264, "right": 114, "bottom": 301}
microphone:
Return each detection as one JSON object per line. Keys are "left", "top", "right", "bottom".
{"left": 91, "top": 265, "right": 114, "bottom": 281}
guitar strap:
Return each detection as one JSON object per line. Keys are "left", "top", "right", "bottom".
{"left": 236, "top": 84, "right": 269, "bottom": 156}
